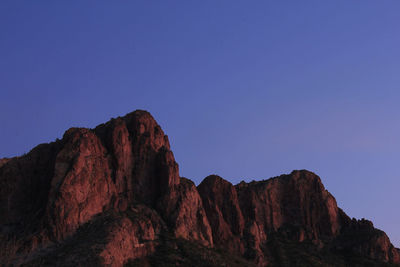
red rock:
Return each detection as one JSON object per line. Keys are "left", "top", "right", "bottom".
{"left": 234, "top": 170, "right": 342, "bottom": 265}
{"left": 236, "top": 170, "right": 340, "bottom": 238}
{"left": 99, "top": 206, "right": 164, "bottom": 266}
{"left": 44, "top": 127, "right": 117, "bottom": 240}
{"left": 198, "top": 170, "right": 400, "bottom": 265}
{"left": 158, "top": 177, "right": 213, "bottom": 247}
{"left": 0, "top": 141, "right": 62, "bottom": 229}
{"left": 0, "top": 110, "right": 399, "bottom": 266}
{"left": 94, "top": 110, "right": 178, "bottom": 207}
{"left": 197, "top": 175, "right": 245, "bottom": 253}
{"left": 12, "top": 206, "right": 164, "bottom": 266}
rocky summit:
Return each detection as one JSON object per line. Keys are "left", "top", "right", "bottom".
{"left": 0, "top": 110, "right": 399, "bottom": 266}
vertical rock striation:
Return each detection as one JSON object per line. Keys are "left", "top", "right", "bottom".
{"left": 0, "top": 110, "right": 212, "bottom": 265}
{"left": 197, "top": 170, "right": 400, "bottom": 266}
{"left": 0, "top": 110, "right": 398, "bottom": 266}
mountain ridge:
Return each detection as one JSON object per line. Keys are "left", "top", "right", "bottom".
{"left": 0, "top": 110, "right": 398, "bottom": 266}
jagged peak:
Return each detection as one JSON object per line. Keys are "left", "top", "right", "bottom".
{"left": 1, "top": 110, "right": 399, "bottom": 266}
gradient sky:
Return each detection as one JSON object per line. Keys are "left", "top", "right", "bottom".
{"left": 1, "top": 1, "right": 399, "bottom": 246}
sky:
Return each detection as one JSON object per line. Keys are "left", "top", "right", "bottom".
{"left": 1, "top": 1, "right": 399, "bottom": 246}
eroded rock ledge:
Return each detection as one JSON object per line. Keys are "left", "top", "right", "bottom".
{"left": 0, "top": 110, "right": 398, "bottom": 266}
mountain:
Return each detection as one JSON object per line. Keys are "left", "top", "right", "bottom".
{"left": 0, "top": 110, "right": 399, "bottom": 266}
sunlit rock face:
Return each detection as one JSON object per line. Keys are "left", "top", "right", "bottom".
{"left": 198, "top": 175, "right": 245, "bottom": 254}
{"left": 199, "top": 171, "right": 400, "bottom": 266}
{"left": 0, "top": 110, "right": 398, "bottom": 266}
{"left": 197, "top": 171, "right": 342, "bottom": 266}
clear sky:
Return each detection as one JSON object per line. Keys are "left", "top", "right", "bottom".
{"left": 1, "top": 1, "right": 399, "bottom": 246}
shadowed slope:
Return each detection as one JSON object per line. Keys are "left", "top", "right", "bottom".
{"left": 0, "top": 110, "right": 398, "bottom": 266}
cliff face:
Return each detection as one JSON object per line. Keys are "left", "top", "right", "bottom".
{"left": 199, "top": 172, "right": 399, "bottom": 266}
{"left": 0, "top": 110, "right": 398, "bottom": 266}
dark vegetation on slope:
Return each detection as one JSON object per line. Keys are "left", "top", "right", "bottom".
{"left": 0, "top": 110, "right": 398, "bottom": 266}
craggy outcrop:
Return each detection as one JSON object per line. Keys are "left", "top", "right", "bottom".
{"left": 197, "top": 171, "right": 400, "bottom": 266}
{"left": 333, "top": 214, "right": 400, "bottom": 264}
{"left": 198, "top": 175, "right": 244, "bottom": 253}
{"left": 197, "top": 171, "right": 343, "bottom": 265}
{"left": 158, "top": 177, "right": 213, "bottom": 247}
{"left": 19, "top": 205, "right": 165, "bottom": 266}
{"left": 236, "top": 170, "right": 341, "bottom": 265}
{"left": 0, "top": 110, "right": 210, "bottom": 265}
{"left": 0, "top": 110, "right": 399, "bottom": 266}
{"left": 44, "top": 128, "right": 117, "bottom": 240}
{"left": 93, "top": 111, "right": 179, "bottom": 207}
{"left": 0, "top": 142, "right": 62, "bottom": 230}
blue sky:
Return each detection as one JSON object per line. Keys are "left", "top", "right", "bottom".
{"left": 1, "top": 1, "right": 400, "bottom": 246}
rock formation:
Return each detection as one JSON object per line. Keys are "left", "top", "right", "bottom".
{"left": 0, "top": 110, "right": 398, "bottom": 266}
